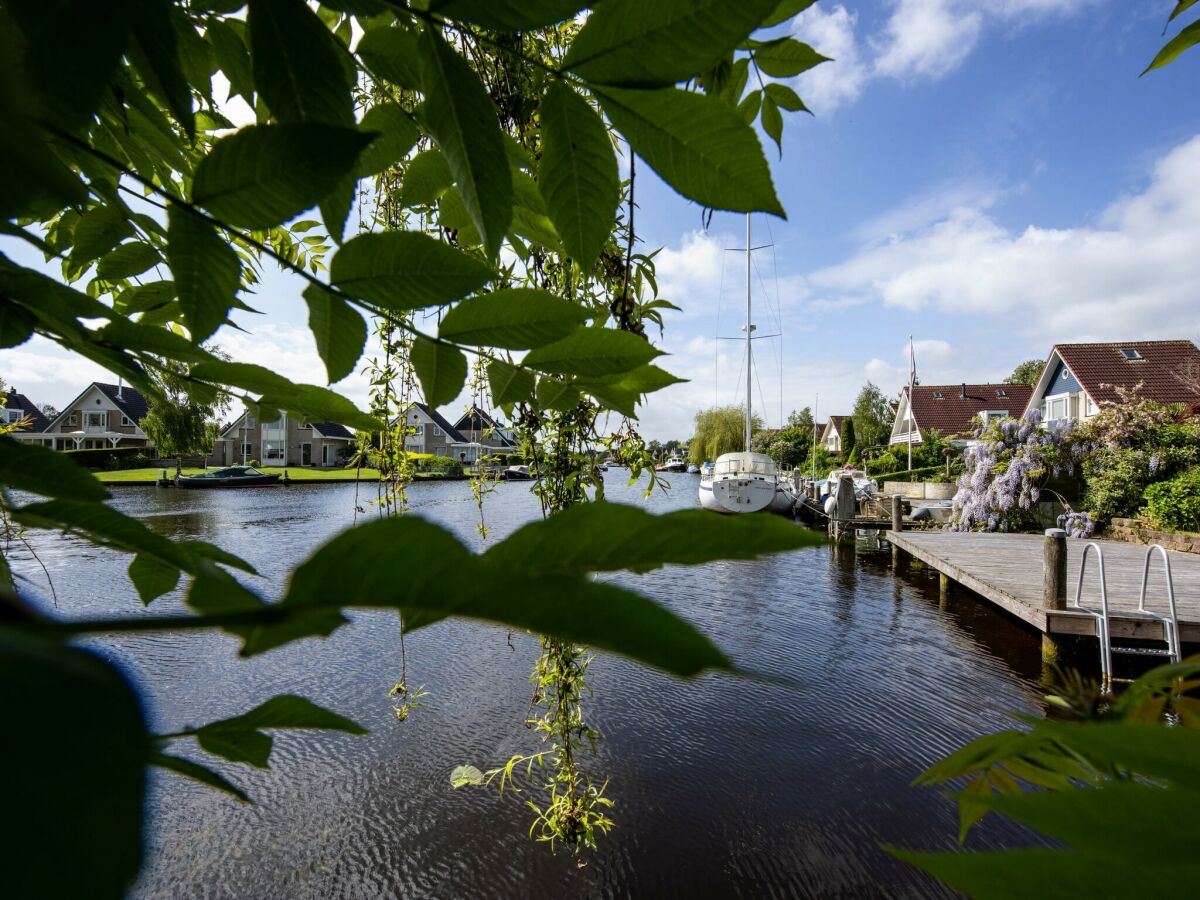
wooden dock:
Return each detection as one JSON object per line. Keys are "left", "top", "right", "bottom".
{"left": 888, "top": 531, "right": 1200, "bottom": 643}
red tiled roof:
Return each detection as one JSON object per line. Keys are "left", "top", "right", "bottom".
{"left": 1055, "top": 341, "right": 1200, "bottom": 407}
{"left": 908, "top": 383, "right": 1033, "bottom": 438}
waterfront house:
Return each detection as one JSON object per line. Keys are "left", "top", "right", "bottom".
{"left": 36, "top": 382, "right": 153, "bottom": 451}
{"left": 821, "top": 416, "right": 847, "bottom": 452}
{"left": 891, "top": 382, "right": 1034, "bottom": 447}
{"left": 453, "top": 405, "right": 517, "bottom": 454}
{"left": 401, "top": 403, "right": 509, "bottom": 463}
{"left": 2, "top": 387, "right": 51, "bottom": 442}
{"left": 1025, "top": 340, "right": 1200, "bottom": 426}
{"left": 213, "top": 411, "right": 354, "bottom": 467}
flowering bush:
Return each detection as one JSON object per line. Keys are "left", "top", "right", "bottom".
{"left": 950, "top": 409, "right": 1079, "bottom": 532}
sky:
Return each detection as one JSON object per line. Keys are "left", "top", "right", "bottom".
{"left": 3, "top": 0, "right": 1200, "bottom": 440}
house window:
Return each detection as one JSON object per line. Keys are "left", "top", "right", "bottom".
{"left": 433, "top": 425, "right": 444, "bottom": 436}
{"left": 1061, "top": 369, "right": 1070, "bottom": 380}
{"left": 932, "top": 391, "right": 944, "bottom": 399}
{"left": 435, "top": 446, "right": 447, "bottom": 456}
{"left": 121, "top": 415, "right": 133, "bottom": 426}
{"left": 981, "top": 410, "right": 1010, "bottom": 426}
{"left": 1084, "top": 396, "right": 1098, "bottom": 417}
{"left": 1044, "top": 395, "right": 1068, "bottom": 421}
{"left": 414, "top": 423, "right": 424, "bottom": 435}
{"left": 240, "top": 442, "right": 253, "bottom": 458}
{"left": 84, "top": 411, "right": 105, "bottom": 428}
{"left": 263, "top": 441, "right": 285, "bottom": 462}
{"left": 1119, "top": 348, "right": 1143, "bottom": 360}
{"left": 245, "top": 415, "right": 256, "bottom": 428}
{"left": 3, "top": 409, "right": 22, "bottom": 424}
{"left": 995, "top": 389, "right": 1008, "bottom": 398}
{"left": 68, "top": 414, "right": 77, "bottom": 425}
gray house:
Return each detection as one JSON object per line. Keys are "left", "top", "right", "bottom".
{"left": 213, "top": 410, "right": 354, "bottom": 467}
{"left": 35, "top": 382, "right": 153, "bottom": 451}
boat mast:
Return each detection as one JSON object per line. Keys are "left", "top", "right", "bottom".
{"left": 744, "top": 213, "right": 753, "bottom": 453}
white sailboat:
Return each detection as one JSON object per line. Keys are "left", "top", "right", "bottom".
{"left": 699, "top": 216, "right": 798, "bottom": 515}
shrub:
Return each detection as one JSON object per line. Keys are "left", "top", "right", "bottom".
{"left": 1143, "top": 468, "right": 1200, "bottom": 533}
{"left": 63, "top": 446, "right": 144, "bottom": 469}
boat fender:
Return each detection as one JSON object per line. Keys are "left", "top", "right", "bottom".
{"left": 823, "top": 496, "right": 837, "bottom": 515}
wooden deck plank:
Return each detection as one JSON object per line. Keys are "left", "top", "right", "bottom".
{"left": 887, "top": 531, "right": 1200, "bottom": 643}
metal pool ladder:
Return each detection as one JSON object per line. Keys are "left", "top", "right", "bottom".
{"left": 1069, "top": 542, "right": 1180, "bottom": 687}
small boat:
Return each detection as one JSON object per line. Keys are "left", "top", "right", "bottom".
{"left": 687, "top": 464, "right": 700, "bottom": 474}
{"left": 700, "top": 461, "right": 714, "bottom": 477}
{"left": 657, "top": 455, "right": 688, "bottom": 473}
{"left": 501, "top": 464, "right": 533, "bottom": 481}
{"left": 177, "top": 465, "right": 281, "bottom": 488}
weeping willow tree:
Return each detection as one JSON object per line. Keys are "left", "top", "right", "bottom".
{"left": 688, "top": 406, "right": 764, "bottom": 464}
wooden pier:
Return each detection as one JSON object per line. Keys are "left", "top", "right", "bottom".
{"left": 887, "top": 530, "right": 1200, "bottom": 644}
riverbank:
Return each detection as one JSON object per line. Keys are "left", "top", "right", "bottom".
{"left": 96, "top": 466, "right": 382, "bottom": 484}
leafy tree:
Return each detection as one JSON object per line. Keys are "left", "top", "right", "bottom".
{"left": 851, "top": 381, "right": 892, "bottom": 449}
{"left": 140, "top": 359, "right": 230, "bottom": 472}
{"left": 1004, "top": 359, "right": 1044, "bottom": 387}
{"left": 840, "top": 416, "right": 856, "bottom": 457}
{"left": 787, "top": 406, "right": 813, "bottom": 428}
{"left": 38, "top": 403, "right": 60, "bottom": 419}
{"left": 0, "top": 1, "right": 832, "bottom": 888}
{"left": 688, "top": 406, "right": 762, "bottom": 463}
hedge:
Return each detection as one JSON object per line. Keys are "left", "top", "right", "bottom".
{"left": 63, "top": 446, "right": 147, "bottom": 469}
{"left": 1143, "top": 468, "right": 1200, "bottom": 533}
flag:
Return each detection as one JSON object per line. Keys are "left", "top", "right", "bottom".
{"left": 908, "top": 336, "right": 917, "bottom": 389}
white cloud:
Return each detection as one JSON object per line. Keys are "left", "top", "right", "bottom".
{"left": 789, "top": 5, "right": 870, "bottom": 112}
{"left": 872, "top": 0, "right": 982, "bottom": 81}
{"left": 790, "top": 0, "right": 1102, "bottom": 113}
{"left": 809, "top": 134, "right": 1200, "bottom": 343}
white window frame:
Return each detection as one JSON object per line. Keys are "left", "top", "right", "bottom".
{"left": 67, "top": 413, "right": 77, "bottom": 426}
{"left": 84, "top": 411, "right": 106, "bottom": 428}
{"left": 1044, "top": 392, "right": 1070, "bottom": 422}
{"left": 433, "top": 425, "right": 444, "bottom": 436}
{"left": 981, "top": 410, "right": 1010, "bottom": 426}
{"left": 414, "top": 423, "right": 424, "bottom": 436}
{"left": 121, "top": 414, "right": 133, "bottom": 427}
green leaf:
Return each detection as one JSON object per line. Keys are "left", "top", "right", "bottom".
{"left": 400, "top": 148, "right": 454, "bottom": 207}
{"left": 247, "top": 0, "right": 353, "bottom": 125}
{"left": 356, "top": 103, "right": 419, "bottom": 177}
{"left": 128, "top": 552, "right": 181, "bottom": 605}
{"left": 1169, "top": 1, "right": 1199, "bottom": 24}
{"left": 0, "top": 437, "right": 109, "bottom": 502}
{"left": 166, "top": 205, "right": 241, "bottom": 342}
{"left": 97, "top": 242, "right": 163, "bottom": 281}
{"left": 192, "top": 124, "right": 372, "bottom": 229}
{"left": 304, "top": 284, "right": 366, "bottom": 383}
{"left": 522, "top": 328, "right": 663, "bottom": 377}
{"left": 0, "top": 302, "right": 36, "bottom": 348}
{"left": 483, "top": 502, "right": 822, "bottom": 576}
{"left": 488, "top": 358, "right": 535, "bottom": 406}
{"left": 436, "top": 188, "right": 482, "bottom": 245}
{"left": 194, "top": 694, "right": 367, "bottom": 768}
{"left": 564, "top": 0, "right": 779, "bottom": 88}
{"left": 207, "top": 18, "right": 255, "bottom": 104}
{"left": 319, "top": 174, "right": 356, "bottom": 245}
{"left": 438, "top": 288, "right": 590, "bottom": 349}
{"left": 128, "top": 0, "right": 194, "bottom": 136}
{"left": 417, "top": 26, "right": 513, "bottom": 256}
{"left": 750, "top": 37, "right": 830, "bottom": 78}
{"left": 760, "top": 0, "right": 817, "bottom": 29}
{"left": 330, "top": 232, "right": 493, "bottom": 310}
{"left": 535, "top": 375, "right": 580, "bottom": 411}
{"left": 539, "top": 83, "right": 620, "bottom": 272}
{"left": 594, "top": 86, "right": 784, "bottom": 216}
{"left": 738, "top": 88, "right": 762, "bottom": 124}
{"left": 428, "top": 1, "right": 587, "bottom": 30}
{"left": 0, "top": 635, "right": 147, "bottom": 900}
{"left": 761, "top": 94, "right": 782, "bottom": 153}
{"left": 356, "top": 24, "right": 422, "bottom": 90}
{"left": 151, "top": 751, "right": 249, "bottom": 803}
{"left": 450, "top": 763, "right": 484, "bottom": 787}
{"left": 189, "top": 359, "right": 380, "bottom": 431}
{"left": 1144, "top": 18, "right": 1200, "bottom": 74}
{"left": 71, "top": 204, "right": 135, "bottom": 265}
{"left": 411, "top": 334, "right": 468, "bottom": 407}
{"left": 764, "top": 81, "right": 808, "bottom": 112}
{"left": 280, "top": 515, "right": 731, "bottom": 677}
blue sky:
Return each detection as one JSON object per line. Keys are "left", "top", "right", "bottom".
{"left": 4, "top": 0, "right": 1199, "bottom": 440}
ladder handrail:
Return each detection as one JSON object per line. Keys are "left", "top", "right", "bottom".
{"left": 1071, "top": 541, "right": 1112, "bottom": 682}
{"left": 1138, "top": 543, "right": 1181, "bottom": 663}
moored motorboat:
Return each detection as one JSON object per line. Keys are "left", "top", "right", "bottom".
{"left": 177, "top": 465, "right": 281, "bottom": 488}
{"left": 657, "top": 455, "right": 688, "bottom": 473}
{"left": 501, "top": 464, "right": 533, "bottom": 481}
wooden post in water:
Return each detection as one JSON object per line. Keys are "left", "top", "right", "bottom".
{"left": 1042, "top": 528, "right": 1067, "bottom": 610}
{"left": 938, "top": 572, "right": 952, "bottom": 608}
{"left": 891, "top": 494, "right": 903, "bottom": 532}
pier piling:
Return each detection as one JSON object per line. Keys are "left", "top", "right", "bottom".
{"left": 891, "top": 495, "right": 903, "bottom": 533}
{"left": 1042, "top": 528, "right": 1067, "bottom": 611}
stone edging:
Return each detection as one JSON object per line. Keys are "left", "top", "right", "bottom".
{"left": 1109, "top": 518, "right": 1200, "bottom": 554}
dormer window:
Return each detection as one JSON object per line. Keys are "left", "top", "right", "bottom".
{"left": 1119, "top": 347, "right": 1143, "bottom": 360}
{"left": 995, "top": 389, "right": 1007, "bottom": 398}
{"left": 932, "top": 391, "right": 944, "bottom": 400}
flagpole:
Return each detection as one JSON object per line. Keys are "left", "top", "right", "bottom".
{"left": 907, "top": 335, "right": 914, "bottom": 471}
{"left": 812, "top": 392, "right": 818, "bottom": 482}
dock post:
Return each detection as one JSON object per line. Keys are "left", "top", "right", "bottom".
{"left": 938, "top": 572, "right": 953, "bottom": 608}
{"left": 1042, "top": 528, "right": 1067, "bottom": 610}
{"left": 891, "top": 495, "right": 903, "bottom": 533}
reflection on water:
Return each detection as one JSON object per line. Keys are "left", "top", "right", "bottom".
{"left": 12, "top": 475, "right": 1052, "bottom": 898}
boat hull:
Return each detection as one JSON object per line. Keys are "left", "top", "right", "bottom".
{"left": 177, "top": 474, "right": 281, "bottom": 488}
{"left": 699, "top": 475, "right": 776, "bottom": 513}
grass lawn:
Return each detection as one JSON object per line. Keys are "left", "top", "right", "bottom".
{"left": 96, "top": 466, "right": 382, "bottom": 483}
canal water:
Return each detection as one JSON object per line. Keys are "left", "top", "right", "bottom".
{"left": 13, "top": 474, "right": 1052, "bottom": 898}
